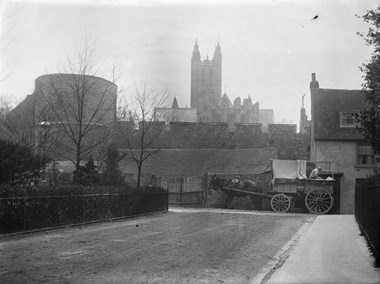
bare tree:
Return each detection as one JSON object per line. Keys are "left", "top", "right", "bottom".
{"left": 40, "top": 37, "right": 118, "bottom": 182}
{"left": 0, "top": 95, "right": 14, "bottom": 141}
{"left": 118, "top": 78, "right": 169, "bottom": 187}
{"left": 0, "top": 95, "right": 13, "bottom": 119}
{"left": 1, "top": 96, "right": 57, "bottom": 151}
{"left": 0, "top": 9, "right": 19, "bottom": 137}
{"left": 0, "top": 93, "right": 59, "bottom": 156}
{"left": 0, "top": 5, "right": 22, "bottom": 84}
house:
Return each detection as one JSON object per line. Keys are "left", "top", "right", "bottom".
{"left": 309, "top": 73, "right": 376, "bottom": 214}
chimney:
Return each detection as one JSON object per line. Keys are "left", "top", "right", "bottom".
{"left": 310, "top": 73, "right": 319, "bottom": 88}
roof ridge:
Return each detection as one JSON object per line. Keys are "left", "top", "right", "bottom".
{"left": 313, "top": 87, "right": 362, "bottom": 92}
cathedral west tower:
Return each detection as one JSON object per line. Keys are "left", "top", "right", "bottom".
{"left": 190, "top": 40, "right": 222, "bottom": 117}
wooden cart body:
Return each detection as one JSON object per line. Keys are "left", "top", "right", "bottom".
{"left": 271, "top": 178, "right": 334, "bottom": 195}
{"left": 268, "top": 159, "right": 335, "bottom": 214}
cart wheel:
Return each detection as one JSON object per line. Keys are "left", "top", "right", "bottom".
{"left": 305, "top": 188, "right": 333, "bottom": 214}
{"left": 271, "top": 194, "right": 291, "bottom": 213}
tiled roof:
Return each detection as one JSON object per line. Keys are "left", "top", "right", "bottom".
{"left": 311, "top": 88, "right": 367, "bottom": 140}
{"left": 119, "top": 148, "right": 276, "bottom": 177}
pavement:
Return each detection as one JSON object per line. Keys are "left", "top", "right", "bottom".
{"left": 171, "top": 208, "right": 380, "bottom": 283}
{"left": 253, "top": 215, "right": 380, "bottom": 284}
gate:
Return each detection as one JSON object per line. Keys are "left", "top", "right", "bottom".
{"left": 162, "top": 176, "right": 205, "bottom": 207}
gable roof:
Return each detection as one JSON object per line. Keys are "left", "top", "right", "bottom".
{"left": 171, "top": 97, "right": 179, "bottom": 108}
{"left": 310, "top": 87, "right": 367, "bottom": 140}
{"left": 220, "top": 93, "right": 232, "bottom": 108}
{"left": 119, "top": 148, "right": 276, "bottom": 177}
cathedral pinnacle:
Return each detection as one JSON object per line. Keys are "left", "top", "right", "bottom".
{"left": 172, "top": 97, "right": 179, "bottom": 109}
{"left": 192, "top": 38, "right": 200, "bottom": 61}
{"left": 214, "top": 40, "right": 221, "bottom": 56}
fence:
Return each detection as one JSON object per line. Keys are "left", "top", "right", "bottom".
{"left": 162, "top": 176, "right": 205, "bottom": 207}
{"left": 355, "top": 178, "right": 380, "bottom": 258}
{"left": 0, "top": 192, "right": 168, "bottom": 235}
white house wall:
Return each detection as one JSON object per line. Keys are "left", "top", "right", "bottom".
{"left": 312, "top": 140, "right": 373, "bottom": 214}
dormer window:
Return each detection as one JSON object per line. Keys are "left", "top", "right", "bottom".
{"left": 340, "top": 112, "right": 357, "bottom": 128}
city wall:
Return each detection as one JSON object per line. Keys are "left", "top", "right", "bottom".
{"left": 141, "top": 122, "right": 311, "bottom": 160}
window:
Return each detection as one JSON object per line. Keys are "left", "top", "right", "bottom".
{"left": 357, "top": 144, "right": 375, "bottom": 166}
{"left": 340, "top": 112, "right": 357, "bottom": 128}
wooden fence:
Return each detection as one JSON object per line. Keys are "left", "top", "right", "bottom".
{"left": 355, "top": 177, "right": 380, "bottom": 258}
{"left": 161, "top": 176, "right": 205, "bottom": 207}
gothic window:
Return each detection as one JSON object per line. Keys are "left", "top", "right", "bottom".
{"left": 209, "top": 70, "right": 213, "bottom": 86}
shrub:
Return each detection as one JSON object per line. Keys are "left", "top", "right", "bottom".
{"left": 100, "top": 145, "right": 127, "bottom": 187}
{"left": 0, "top": 139, "right": 50, "bottom": 185}
{"left": 73, "top": 156, "right": 101, "bottom": 185}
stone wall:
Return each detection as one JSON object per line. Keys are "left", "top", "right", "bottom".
{"left": 115, "top": 121, "right": 310, "bottom": 161}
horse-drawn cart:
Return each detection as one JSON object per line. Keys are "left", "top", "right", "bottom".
{"left": 268, "top": 159, "right": 335, "bottom": 214}
{"left": 208, "top": 159, "right": 335, "bottom": 214}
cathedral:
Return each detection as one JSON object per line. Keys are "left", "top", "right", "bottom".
{"left": 190, "top": 40, "right": 274, "bottom": 129}
{"left": 190, "top": 39, "right": 222, "bottom": 112}
{"left": 156, "top": 40, "right": 274, "bottom": 130}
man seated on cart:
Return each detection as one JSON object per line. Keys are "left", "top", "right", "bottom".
{"left": 309, "top": 167, "right": 323, "bottom": 179}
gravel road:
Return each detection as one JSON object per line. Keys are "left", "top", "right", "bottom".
{"left": 0, "top": 209, "right": 313, "bottom": 283}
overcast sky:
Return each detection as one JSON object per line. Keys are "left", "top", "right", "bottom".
{"left": 0, "top": 0, "right": 377, "bottom": 126}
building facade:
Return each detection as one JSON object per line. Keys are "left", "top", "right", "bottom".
{"left": 191, "top": 40, "right": 222, "bottom": 111}
{"left": 309, "top": 73, "right": 376, "bottom": 213}
{"left": 157, "top": 40, "right": 275, "bottom": 130}
{"left": 155, "top": 97, "right": 197, "bottom": 124}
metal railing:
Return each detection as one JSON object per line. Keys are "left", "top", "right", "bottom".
{"left": 355, "top": 178, "right": 380, "bottom": 258}
{"left": 0, "top": 191, "right": 168, "bottom": 235}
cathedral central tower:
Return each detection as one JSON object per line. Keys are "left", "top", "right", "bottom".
{"left": 190, "top": 40, "right": 222, "bottom": 114}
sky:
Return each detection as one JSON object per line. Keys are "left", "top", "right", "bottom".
{"left": 0, "top": 0, "right": 378, "bottom": 127}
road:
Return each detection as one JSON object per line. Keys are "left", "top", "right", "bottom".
{"left": 0, "top": 209, "right": 312, "bottom": 283}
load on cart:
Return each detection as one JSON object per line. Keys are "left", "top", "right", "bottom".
{"left": 268, "top": 159, "right": 335, "bottom": 214}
